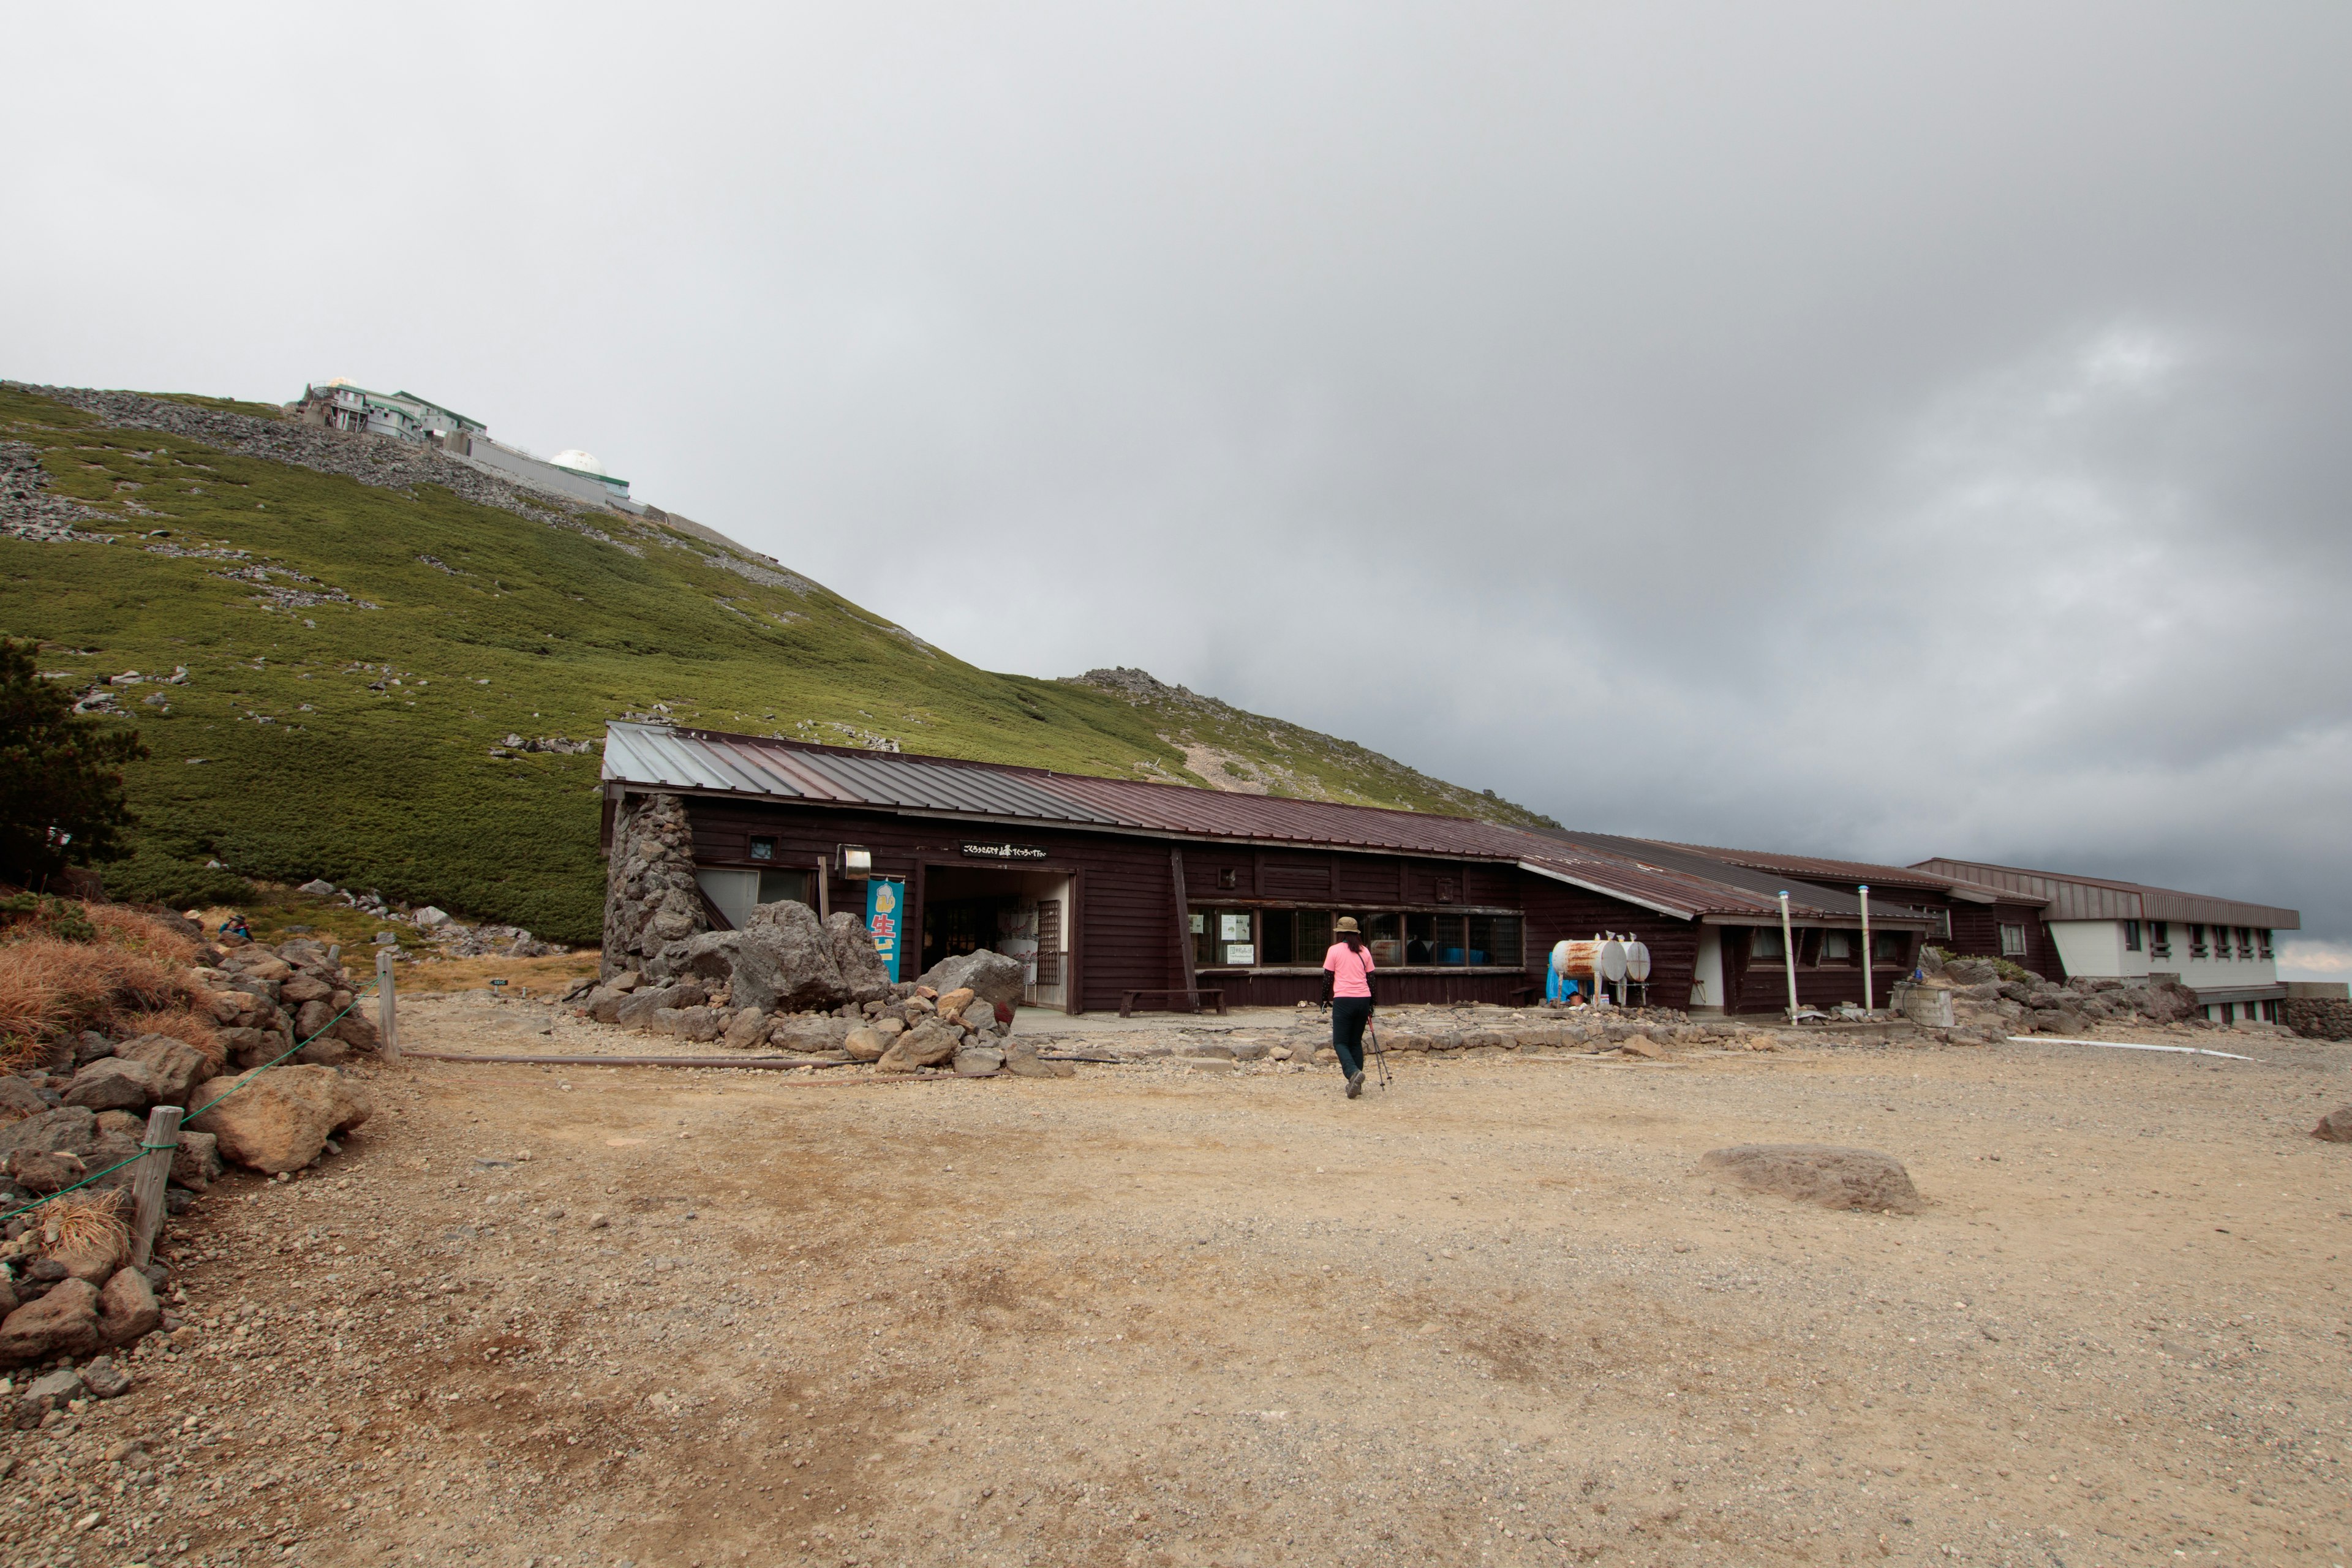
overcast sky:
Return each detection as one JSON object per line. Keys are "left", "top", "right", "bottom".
{"left": 10, "top": 4, "right": 2349, "bottom": 971}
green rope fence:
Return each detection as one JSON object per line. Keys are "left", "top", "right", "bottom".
{"left": 0, "top": 984, "right": 380, "bottom": 1229}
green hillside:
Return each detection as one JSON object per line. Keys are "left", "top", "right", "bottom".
{"left": 0, "top": 383, "right": 1555, "bottom": 942}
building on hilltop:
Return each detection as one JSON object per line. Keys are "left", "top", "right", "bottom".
{"left": 1909, "top": 858, "right": 2298, "bottom": 1023}
{"left": 288, "top": 379, "right": 637, "bottom": 511}
{"left": 294, "top": 380, "right": 485, "bottom": 443}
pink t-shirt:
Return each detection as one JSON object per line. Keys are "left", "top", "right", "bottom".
{"left": 1324, "top": 941, "right": 1376, "bottom": 998}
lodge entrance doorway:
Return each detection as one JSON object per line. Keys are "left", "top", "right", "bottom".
{"left": 919, "top": 864, "right": 1072, "bottom": 1009}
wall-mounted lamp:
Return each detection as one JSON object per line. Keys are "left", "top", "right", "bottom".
{"left": 839, "top": 845, "right": 873, "bottom": 878}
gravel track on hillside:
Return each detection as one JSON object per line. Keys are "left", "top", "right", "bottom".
{"left": 7, "top": 1006, "right": 2349, "bottom": 1567}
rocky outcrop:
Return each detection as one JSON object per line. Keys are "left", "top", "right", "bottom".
{"left": 0, "top": 1279, "right": 103, "bottom": 1364}
{"left": 602, "top": 793, "right": 707, "bottom": 980}
{"left": 914, "top": 951, "right": 1024, "bottom": 1027}
{"left": 823, "top": 911, "right": 895, "bottom": 1004}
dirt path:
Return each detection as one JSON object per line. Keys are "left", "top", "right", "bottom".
{"left": 10, "top": 1001, "right": 2351, "bottom": 1567}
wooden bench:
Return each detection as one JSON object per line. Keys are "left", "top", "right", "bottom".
{"left": 1120, "top": 989, "right": 1227, "bottom": 1018}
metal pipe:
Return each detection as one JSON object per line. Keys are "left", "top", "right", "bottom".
{"left": 1777, "top": 891, "right": 1800, "bottom": 1022}
{"left": 406, "top": 1050, "right": 936, "bottom": 1073}
{"left": 1858, "top": 884, "right": 1874, "bottom": 1014}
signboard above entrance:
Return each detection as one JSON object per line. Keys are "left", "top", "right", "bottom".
{"left": 961, "top": 842, "right": 1049, "bottom": 862}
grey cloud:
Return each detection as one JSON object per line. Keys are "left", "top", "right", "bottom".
{"left": 7, "top": 2, "right": 2347, "bottom": 962}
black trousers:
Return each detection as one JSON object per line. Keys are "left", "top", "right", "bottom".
{"left": 1330, "top": 996, "right": 1373, "bottom": 1077}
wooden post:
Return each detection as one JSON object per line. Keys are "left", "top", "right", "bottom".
{"left": 813, "top": 858, "right": 831, "bottom": 921}
{"left": 129, "top": 1105, "right": 182, "bottom": 1269}
{"left": 377, "top": 946, "right": 400, "bottom": 1063}
{"left": 1777, "top": 891, "right": 1801, "bottom": 1023}
{"left": 1858, "top": 885, "right": 1874, "bottom": 1015}
{"left": 1169, "top": 848, "right": 1199, "bottom": 1012}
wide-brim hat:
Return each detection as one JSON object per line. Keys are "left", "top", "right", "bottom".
{"left": 1333, "top": 916, "right": 1361, "bottom": 934}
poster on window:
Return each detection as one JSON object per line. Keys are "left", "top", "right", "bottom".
{"left": 865, "top": 878, "right": 905, "bottom": 982}
{"left": 1219, "top": 913, "right": 1251, "bottom": 942}
{"left": 1224, "top": 943, "right": 1256, "bottom": 966}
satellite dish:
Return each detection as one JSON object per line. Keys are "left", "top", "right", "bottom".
{"left": 1599, "top": 938, "right": 1629, "bottom": 983}
{"left": 1624, "top": 941, "right": 1652, "bottom": 982}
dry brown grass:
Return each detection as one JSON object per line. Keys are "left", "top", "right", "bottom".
{"left": 407, "top": 951, "right": 601, "bottom": 995}
{"left": 87, "top": 903, "right": 200, "bottom": 965}
{"left": 38, "top": 1188, "right": 129, "bottom": 1257}
{"left": 0, "top": 902, "right": 210, "bottom": 1062}
{"left": 135, "top": 1003, "right": 225, "bottom": 1066}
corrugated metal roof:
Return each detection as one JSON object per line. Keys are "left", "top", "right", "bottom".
{"left": 605, "top": 723, "right": 1876, "bottom": 923}
{"left": 1910, "top": 857, "right": 2300, "bottom": 930}
{"left": 1661, "top": 842, "right": 1980, "bottom": 894}
{"left": 1539, "top": 832, "right": 1941, "bottom": 925}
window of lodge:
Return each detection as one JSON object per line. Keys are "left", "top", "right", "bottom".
{"left": 1194, "top": 908, "right": 1519, "bottom": 968}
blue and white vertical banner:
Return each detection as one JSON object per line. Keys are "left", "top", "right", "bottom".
{"left": 865, "top": 878, "right": 905, "bottom": 982}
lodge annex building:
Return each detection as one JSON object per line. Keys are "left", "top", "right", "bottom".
{"left": 600, "top": 723, "right": 2300, "bottom": 1022}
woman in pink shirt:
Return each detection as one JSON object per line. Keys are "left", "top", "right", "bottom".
{"left": 1321, "top": 916, "right": 1376, "bottom": 1098}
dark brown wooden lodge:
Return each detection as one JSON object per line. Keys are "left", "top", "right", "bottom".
{"left": 601, "top": 723, "right": 1958, "bottom": 1017}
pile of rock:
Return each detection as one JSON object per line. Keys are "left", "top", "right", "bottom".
{"left": 574, "top": 910, "right": 1057, "bottom": 1076}
{"left": 200, "top": 935, "right": 382, "bottom": 1068}
{"left": 1, "top": 952, "right": 377, "bottom": 1385}
{"left": 1910, "top": 952, "right": 2213, "bottom": 1037}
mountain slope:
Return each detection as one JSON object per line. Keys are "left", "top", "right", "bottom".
{"left": 1, "top": 383, "right": 1553, "bottom": 940}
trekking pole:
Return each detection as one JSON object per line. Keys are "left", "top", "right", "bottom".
{"left": 1367, "top": 1016, "right": 1392, "bottom": 1091}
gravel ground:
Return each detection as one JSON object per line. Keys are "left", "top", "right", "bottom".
{"left": 7, "top": 998, "right": 2350, "bottom": 1568}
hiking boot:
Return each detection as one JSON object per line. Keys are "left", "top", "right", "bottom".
{"left": 1346, "top": 1070, "right": 1363, "bottom": 1099}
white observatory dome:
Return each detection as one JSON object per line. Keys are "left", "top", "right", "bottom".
{"left": 551, "top": 449, "right": 606, "bottom": 475}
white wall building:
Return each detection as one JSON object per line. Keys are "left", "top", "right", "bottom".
{"left": 291, "top": 380, "right": 635, "bottom": 510}
{"left": 1913, "top": 858, "right": 2300, "bottom": 1023}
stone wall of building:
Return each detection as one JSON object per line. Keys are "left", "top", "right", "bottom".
{"left": 601, "top": 793, "right": 707, "bottom": 981}
{"left": 2285, "top": 997, "right": 2352, "bottom": 1041}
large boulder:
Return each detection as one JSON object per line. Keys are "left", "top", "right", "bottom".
{"left": 2312, "top": 1107, "right": 2352, "bottom": 1142}
{"left": 6, "top": 1148, "right": 85, "bottom": 1194}
{"left": 878, "top": 1019, "right": 960, "bottom": 1072}
{"left": 0, "top": 1278, "right": 103, "bottom": 1365}
{"left": 652, "top": 1006, "right": 725, "bottom": 1043}
{"left": 739, "top": 901, "right": 850, "bottom": 1013}
{"left": 1002, "top": 1041, "right": 1074, "bottom": 1079}
{"left": 770, "top": 1014, "right": 852, "bottom": 1054}
{"left": 62, "top": 1057, "right": 158, "bottom": 1113}
{"left": 113, "top": 1035, "right": 214, "bottom": 1104}
{"left": 53, "top": 1220, "right": 128, "bottom": 1285}
{"left": 0, "top": 1106, "right": 96, "bottom": 1164}
{"left": 1700, "top": 1144, "right": 1921, "bottom": 1213}
{"left": 97, "top": 1267, "right": 162, "bottom": 1346}
{"left": 914, "top": 951, "right": 1024, "bottom": 1023}
{"left": 842, "top": 1025, "right": 889, "bottom": 1062}
{"left": 952, "top": 1044, "right": 1006, "bottom": 1077}
{"left": 187, "top": 1066, "right": 373, "bottom": 1174}
{"left": 822, "top": 911, "right": 895, "bottom": 1004}
{"left": 0, "top": 1076, "right": 51, "bottom": 1121}
{"left": 172, "top": 1129, "right": 224, "bottom": 1190}
{"left": 333, "top": 1009, "right": 382, "bottom": 1053}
